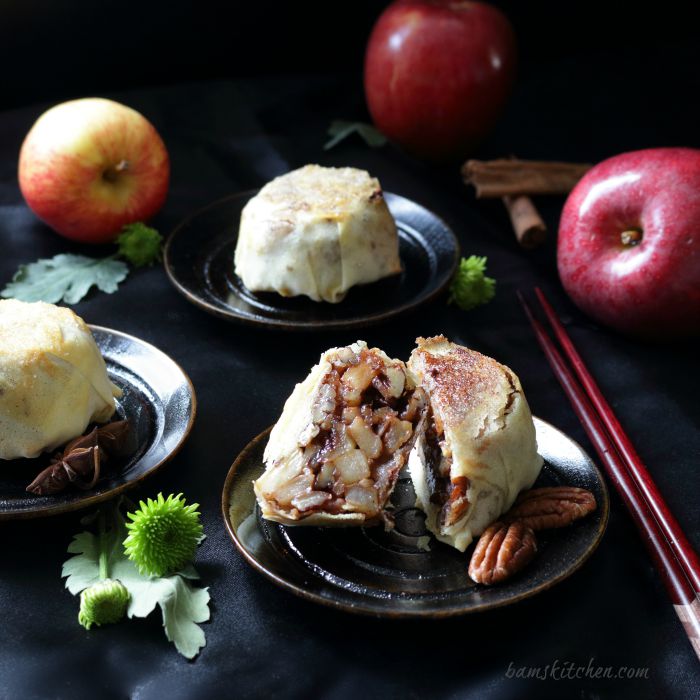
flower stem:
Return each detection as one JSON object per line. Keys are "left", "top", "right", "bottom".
{"left": 98, "top": 511, "right": 109, "bottom": 580}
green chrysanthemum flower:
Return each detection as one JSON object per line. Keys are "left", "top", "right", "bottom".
{"left": 78, "top": 579, "right": 130, "bottom": 630}
{"left": 447, "top": 255, "right": 496, "bottom": 311}
{"left": 116, "top": 222, "right": 163, "bottom": 268}
{"left": 123, "top": 493, "right": 203, "bottom": 577}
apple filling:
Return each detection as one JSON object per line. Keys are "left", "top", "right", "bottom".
{"left": 424, "top": 412, "right": 469, "bottom": 528}
{"left": 269, "top": 348, "right": 427, "bottom": 521}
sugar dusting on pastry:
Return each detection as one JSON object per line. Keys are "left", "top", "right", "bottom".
{"left": 407, "top": 336, "right": 543, "bottom": 551}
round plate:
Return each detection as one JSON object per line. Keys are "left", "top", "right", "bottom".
{"left": 0, "top": 326, "right": 197, "bottom": 520}
{"left": 164, "top": 191, "right": 460, "bottom": 331}
{"left": 222, "top": 418, "right": 609, "bottom": 617}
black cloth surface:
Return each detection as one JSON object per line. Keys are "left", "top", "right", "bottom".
{"left": 1, "top": 65, "right": 699, "bottom": 699}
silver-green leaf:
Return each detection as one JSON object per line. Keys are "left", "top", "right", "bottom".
{"left": 63, "top": 531, "right": 102, "bottom": 595}
{"left": 112, "top": 557, "right": 210, "bottom": 659}
{"left": 1, "top": 254, "right": 129, "bottom": 305}
{"left": 324, "top": 120, "right": 388, "bottom": 150}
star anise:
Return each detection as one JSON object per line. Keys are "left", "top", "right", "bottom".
{"left": 26, "top": 420, "right": 131, "bottom": 496}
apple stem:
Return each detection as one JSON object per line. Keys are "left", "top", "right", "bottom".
{"left": 621, "top": 229, "right": 642, "bottom": 247}
{"left": 102, "top": 160, "right": 130, "bottom": 183}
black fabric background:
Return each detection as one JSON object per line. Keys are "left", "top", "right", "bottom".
{"left": 0, "top": 2, "right": 699, "bottom": 698}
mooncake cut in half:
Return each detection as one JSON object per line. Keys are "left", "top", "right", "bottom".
{"left": 254, "top": 341, "right": 428, "bottom": 525}
{"left": 234, "top": 165, "right": 402, "bottom": 303}
{"left": 0, "top": 299, "right": 121, "bottom": 460}
{"left": 407, "top": 336, "right": 543, "bottom": 551}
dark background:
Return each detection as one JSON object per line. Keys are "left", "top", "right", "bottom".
{"left": 1, "top": 0, "right": 699, "bottom": 113}
{"left": 1, "top": 2, "right": 699, "bottom": 700}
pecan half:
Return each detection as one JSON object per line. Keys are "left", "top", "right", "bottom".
{"left": 505, "top": 486, "right": 597, "bottom": 530}
{"left": 468, "top": 521, "right": 537, "bottom": 585}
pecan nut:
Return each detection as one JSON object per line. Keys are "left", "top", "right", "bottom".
{"left": 468, "top": 521, "right": 537, "bottom": 585}
{"left": 505, "top": 486, "right": 596, "bottom": 530}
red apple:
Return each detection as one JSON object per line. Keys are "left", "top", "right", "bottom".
{"left": 364, "top": 0, "right": 516, "bottom": 161}
{"left": 557, "top": 148, "right": 700, "bottom": 338}
{"left": 19, "top": 98, "right": 169, "bottom": 244}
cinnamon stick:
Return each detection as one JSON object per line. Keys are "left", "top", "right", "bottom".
{"left": 463, "top": 159, "right": 592, "bottom": 198}
{"left": 503, "top": 195, "right": 547, "bottom": 249}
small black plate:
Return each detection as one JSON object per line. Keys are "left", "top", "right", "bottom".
{"left": 164, "top": 191, "right": 460, "bottom": 331}
{"left": 0, "top": 326, "right": 197, "bottom": 520}
{"left": 222, "top": 418, "right": 609, "bottom": 617}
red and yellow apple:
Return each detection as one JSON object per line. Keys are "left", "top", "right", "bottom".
{"left": 557, "top": 148, "right": 700, "bottom": 338}
{"left": 364, "top": 0, "right": 517, "bottom": 161}
{"left": 19, "top": 98, "right": 169, "bottom": 244}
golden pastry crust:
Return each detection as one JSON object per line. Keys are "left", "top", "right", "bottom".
{"left": 234, "top": 165, "right": 401, "bottom": 303}
{"left": 408, "top": 336, "right": 543, "bottom": 551}
{"left": 0, "top": 300, "right": 120, "bottom": 460}
{"left": 412, "top": 335, "right": 516, "bottom": 432}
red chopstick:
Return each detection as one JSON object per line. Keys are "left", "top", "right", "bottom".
{"left": 533, "top": 287, "right": 700, "bottom": 597}
{"left": 517, "top": 291, "right": 700, "bottom": 662}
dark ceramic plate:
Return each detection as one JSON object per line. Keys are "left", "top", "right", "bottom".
{"left": 222, "top": 418, "right": 608, "bottom": 617}
{"left": 0, "top": 326, "right": 196, "bottom": 520}
{"left": 164, "top": 191, "right": 460, "bottom": 331}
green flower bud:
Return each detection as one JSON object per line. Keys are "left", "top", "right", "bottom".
{"left": 448, "top": 256, "right": 496, "bottom": 311}
{"left": 78, "top": 579, "right": 130, "bottom": 630}
{"left": 123, "top": 493, "right": 203, "bottom": 577}
{"left": 116, "top": 223, "right": 163, "bottom": 268}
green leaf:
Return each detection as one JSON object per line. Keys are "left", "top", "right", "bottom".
{"left": 116, "top": 223, "right": 163, "bottom": 268}
{"left": 160, "top": 576, "right": 209, "bottom": 660}
{"left": 63, "top": 507, "right": 129, "bottom": 594}
{"left": 324, "top": 120, "right": 387, "bottom": 150}
{"left": 1, "top": 254, "right": 129, "bottom": 305}
{"left": 112, "top": 557, "right": 209, "bottom": 659}
{"left": 111, "top": 557, "right": 164, "bottom": 618}
{"left": 63, "top": 531, "right": 102, "bottom": 595}
{"left": 448, "top": 255, "right": 497, "bottom": 311}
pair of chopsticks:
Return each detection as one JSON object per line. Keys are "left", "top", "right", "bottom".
{"left": 518, "top": 287, "right": 700, "bottom": 662}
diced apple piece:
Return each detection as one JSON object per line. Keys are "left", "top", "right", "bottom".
{"left": 333, "top": 449, "right": 370, "bottom": 484}
{"left": 348, "top": 416, "right": 382, "bottom": 459}
{"left": 342, "top": 406, "right": 361, "bottom": 424}
{"left": 340, "top": 361, "right": 375, "bottom": 405}
{"left": 291, "top": 491, "right": 332, "bottom": 512}
{"left": 345, "top": 485, "right": 379, "bottom": 515}
{"left": 333, "top": 347, "right": 358, "bottom": 366}
{"left": 321, "top": 424, "right": 356, "bottom": 462}
{"left": 373, "top": 365, "right": 406, "bottom": 401}
{"left": 383, "top": 418, "right": 413, "bottom": 453}
{"left": 386, "top": 365, "right": 406, "bottom": 397}
{"left": 273, "top": 472, "right": 315, "bottom": 507}
{"left": 315, "top": 462, "right": 335, "bottom": 489}
{"left": 302, "top": 443, "right": 320, "bottom": 465}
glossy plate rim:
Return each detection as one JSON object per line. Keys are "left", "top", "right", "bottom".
{"left": 221, "top": 418, "right": 610, "bottom": 618}
{"left": 0, "top": 325, "right": 198, "bottom": 521}
{"left": 163, "top": 190, "right": 460, "bottom": 331}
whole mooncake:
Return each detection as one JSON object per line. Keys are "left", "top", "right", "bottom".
{"left": 0, "top": 299, "right": 121, "bottom": 460}
{"left": 234, "top": 165, "right": 402, "bottom": 303}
